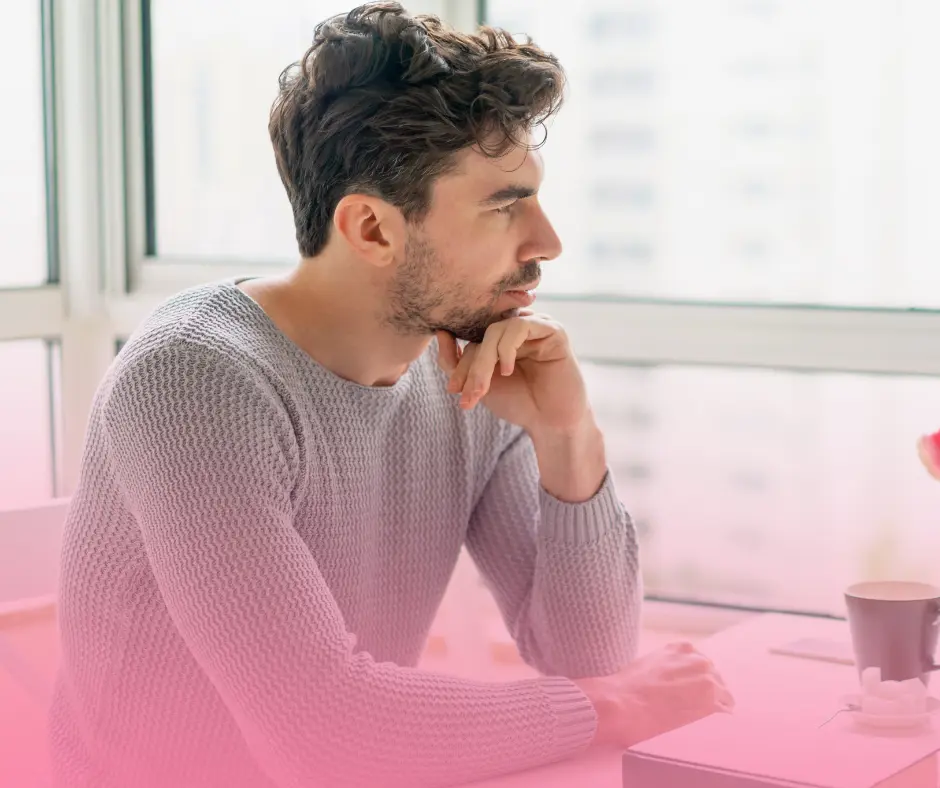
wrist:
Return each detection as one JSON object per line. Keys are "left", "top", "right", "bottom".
{"left": 572, "top": 679, "right": 610, "bottom": 745}
{"left": 528, "top": 414, "right": 608, "bottom": 503}
{"left": 573, "top": 676, "right": 636, "bottom": 749}
{"left": 526, "top": 408, "right": 597, "bottom": 442}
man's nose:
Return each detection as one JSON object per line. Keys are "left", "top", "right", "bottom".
{"left": 527, "top": 206, "right": 563, "bottom": 263}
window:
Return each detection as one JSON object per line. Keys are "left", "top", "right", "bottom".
{"left": 589, "top": 125, "right": 656, "bottom": 153}
{"left": 0, "top": 1, "right": 60, "bottom": 514}
{"left": 589, "top": 240, "right": 655, "bottom": 265}
{"left": 4, "top": 0, "right": 940, "bottom": 623}
{"left": 587, "top": 9, "right": 655, "bottom": 39}
{"left": 485, "top": 0, "right": 940, "bottom": 308}
{"left": 587, "top": 69, "right": 655, "bottom": 95}
{"left": 582, "top": 361, "right": 940, "bottom": 616}
{"left": 146, "top": 0, "right": 450, "bottom": 263}
{"left": 0, "top": 341, "right": 59, "bottom": 509}
{"left": 484, "top": 0, "right": 940, "bottom": 615}
{"left": 0, "top": 0, "right": 68, "bottom": 615}
{"left": 146, "top": 0, "right": 328, "bottom": 262}
{"left": 0, "top": 1, "right": 49, "bottom": 287}
{"left": 590, "top": 182, "right": 655, "bottom": 208}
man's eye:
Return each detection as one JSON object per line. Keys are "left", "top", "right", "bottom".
{"left": 495, "top": 202, "right": 516, "bottom": 215}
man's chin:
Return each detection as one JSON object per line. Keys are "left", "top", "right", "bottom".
{"left": 450, "top": 327, "right": 488, "bottom": 345}
{"left": 434, "top": 308, "right": 521, "bottom": 345}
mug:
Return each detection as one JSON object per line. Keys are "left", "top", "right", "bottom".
{"left": 844, "top": 580, "right": 940, "bottom": 685}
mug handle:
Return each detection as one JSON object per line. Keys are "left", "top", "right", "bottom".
{"left": 930, "top": 601, "right": 940, "bottom": 671}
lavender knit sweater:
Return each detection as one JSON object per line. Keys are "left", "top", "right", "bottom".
{"left": 48, "top": 279, "right": 642, "bottom": 788}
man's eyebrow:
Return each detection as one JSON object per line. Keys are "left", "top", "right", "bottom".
{"left": 478, "top": 185, "right": 537, "bottom": 206}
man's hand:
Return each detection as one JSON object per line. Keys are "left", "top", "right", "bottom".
{"left": 573, "top": 642, "right": 735, "bottom": 750}
{"left": 435, "top": 311, "right": 589, "bottom": 435}
{"left": 436, "top": 312, "right": 609, "bottom": 501}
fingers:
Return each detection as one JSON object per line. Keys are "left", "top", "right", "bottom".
{"left": 496, "top": 332, "right": 520, "bottom": 377}
{"left": 662, "top": 642, "right": 735, "bottom": 711}
{"left": 665, "top": 653, "right": 715, "bottom": 679}
{"left": 445, "top": 324, "right": 514, "bottom": 408}
{"left": 442, "top": 315, "right": 561, "bottom": 409}
{"left": 670, "top": 672, "right": 735, "bottom": 720}
{"left": 706, "top": 670, "right": 735, "bottom": 711}
{"left": 447, "top": 344, "right": 479, "bottom": 405}
{"left": 716, "top": 687, "right": 735, "bottom": 711}
{"left": 463, "top": 329, "right": 504, "bottom": 404}
{"left": 662, "top": 642, "right": 715, "bottom": 677}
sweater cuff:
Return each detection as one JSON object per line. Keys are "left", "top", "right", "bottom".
{"left": 538, "top": 470, "right": 628, "bottom": 545}
{"left": 539, "top": 676, "right": 598, "bottom": 756}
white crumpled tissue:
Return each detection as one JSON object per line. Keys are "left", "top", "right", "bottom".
{"left": 860, "top": 667, "right": 928, "bottom": 716}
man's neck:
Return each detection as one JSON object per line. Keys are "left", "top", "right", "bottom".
{"left": 237, "top": 261, "right": 431, "bottom": 388}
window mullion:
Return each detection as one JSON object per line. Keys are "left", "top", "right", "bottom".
{"left": 51, "top": 0, "right": 119, "bottom": 496}
{"left": 540, "top": 297, "right": 940, "bottom": 377}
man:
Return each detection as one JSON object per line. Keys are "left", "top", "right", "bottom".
{"left": 49, "top": 3, "right": 732, "bottom": 787}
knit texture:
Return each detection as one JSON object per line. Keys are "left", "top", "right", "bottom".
{"left": 48, "top": 278, "right": 642, "bottom": 788}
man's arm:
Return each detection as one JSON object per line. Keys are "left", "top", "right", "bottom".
{"left": 464, "top": 418, "right": 643, "bottom": 680}
{"left": 528, "top": 413, "right": 609, "bottom": 503}
{"left": 101, "top": 341, "right": 597, "bottom": 788}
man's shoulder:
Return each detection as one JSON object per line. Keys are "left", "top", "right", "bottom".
{"left": 114, "top": 279, "right": 290, "bottom": 375}
{"left": 99, "top": 280, "right": 292, "bottom": 413}
{"left": 120, "top": 278, "right": 258, "bottom": 348}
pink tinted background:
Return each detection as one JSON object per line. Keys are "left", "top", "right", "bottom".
{"left": 4, "top": 362, "right": 940, "bottom": 784}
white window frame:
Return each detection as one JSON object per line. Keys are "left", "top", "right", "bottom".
{"left": 5, "top": 0, "right": 940, "bottom": 621}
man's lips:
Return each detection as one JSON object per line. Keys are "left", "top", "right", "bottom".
{"left": 503, "top": 288, "right": 536, "bottom": 306}
{"left": 503, "top": 279, "right": 540, "bottom": 295}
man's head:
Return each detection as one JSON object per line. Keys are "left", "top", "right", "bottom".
{"left": 269, "top": 2, "right": 565, "bottom": 343}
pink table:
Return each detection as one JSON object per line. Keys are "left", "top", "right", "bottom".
{"left": 464, "top": 611, "right": 940, "bottom": 787}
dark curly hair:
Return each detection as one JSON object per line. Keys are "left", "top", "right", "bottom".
{"left": 268, "top": 2, "right": 566, "bottom": 258}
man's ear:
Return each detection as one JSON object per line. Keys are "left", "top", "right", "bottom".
{"left": 332, "top": 194, "right": 404, "bottom": 269}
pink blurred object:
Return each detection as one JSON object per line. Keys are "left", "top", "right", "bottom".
{"left": 917, "top": 431, "right": 940, "bottom": 480}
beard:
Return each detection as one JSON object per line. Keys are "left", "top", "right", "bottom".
{"left": 384, "top": 233, "right": 540, "bottom": 345}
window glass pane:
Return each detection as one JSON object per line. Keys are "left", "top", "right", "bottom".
{"left": 0, "top": 341, "right": 56, "bottom": 509}
{"left": 0, "top": 2, "right": 47, "bottom": 287}
{"left": 486, "top": 0, "right": 940, "bottom": 308}
{"left": 583, "top": 360, "right": 940, "bottom": 616}
{"left": 149, "top": 0, "right": 444, "bottom": 262}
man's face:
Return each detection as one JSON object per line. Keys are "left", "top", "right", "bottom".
{"left": 384, "top": 138, "right": 563, "bottom": 344}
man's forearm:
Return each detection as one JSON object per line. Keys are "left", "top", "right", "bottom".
{"left": 528, "top": 413, "right": 608, "bottom": 503}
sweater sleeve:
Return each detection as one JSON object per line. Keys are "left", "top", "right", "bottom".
{"left": 101, "top": 342, "right": 597, "bottom": 788}
{"left": 464, "top": 425, "right": 643, "bottom": 679}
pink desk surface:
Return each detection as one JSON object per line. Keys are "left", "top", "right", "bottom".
{"left": 463, "top": 612, "right": 939, "bottom": 787}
